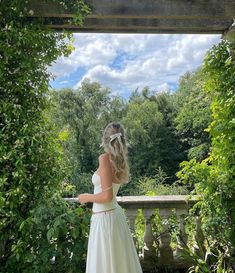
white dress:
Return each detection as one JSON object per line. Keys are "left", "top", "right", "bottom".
{"left": 85, "top": 172, "right": 143, "bottom": 273}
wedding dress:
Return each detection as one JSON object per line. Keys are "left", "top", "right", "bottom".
{"left": 85, "top": 172, "right": 143, "bottom": 273}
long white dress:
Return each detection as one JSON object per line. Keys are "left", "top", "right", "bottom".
{"left": 85, "top": 172, "right": 143, "bottom": 273}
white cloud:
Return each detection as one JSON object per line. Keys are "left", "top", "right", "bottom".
{"left": 49, "top": 33, "right": 221, "bottom": 96}
{"left": 59, "top": 80, "right": 70, "bottom": 84}
{"left": 155, "top": 83, "right": 171, "bottom": 93}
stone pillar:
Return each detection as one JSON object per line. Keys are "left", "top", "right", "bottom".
{"left": 158, "top": 208, "right": 173, "bottom": 264}
{"left": 222, "top": 20, "right": 235, "bottom": 58}
{"left": 222, "top": 20, "right": 235, "bottom": 43}
{"left": 125, "top": 208, "right": 138, "bottom": 231}
{"left": 175, "top": 208, "right": 188, "bottom": 258}
{"left": 193, "top": 215, "right": 205, "bottom": 256}
{"left": 142, "top": 208, "right": 156, "bottom": 259}
{"left": 125, "top": 208, "right": 138, "bottom": 247}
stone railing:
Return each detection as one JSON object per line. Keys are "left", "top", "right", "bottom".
{"left": 64, "top": 195, "right": 202, "bottom": 271}
{"left": 116, "top": 195, "right": 202, "bottom": 271}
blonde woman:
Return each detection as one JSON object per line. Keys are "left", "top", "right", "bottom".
{"left": 78, "top": 122, "right": 143, "bottom": 273}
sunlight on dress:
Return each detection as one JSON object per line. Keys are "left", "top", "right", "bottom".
{"left": 85, "top": 172, "right": 143, "bottom": 273}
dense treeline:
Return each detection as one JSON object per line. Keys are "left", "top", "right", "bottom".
{"left": 49, "top": 66, "right": 212, "bottom": 196}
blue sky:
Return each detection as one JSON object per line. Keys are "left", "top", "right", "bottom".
{"left": 48, "top": 33, "right": 221, "bottom": 100}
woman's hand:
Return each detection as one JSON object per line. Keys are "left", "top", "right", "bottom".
{"left": 78, "top": 193, "right": 92, "bottom": 204}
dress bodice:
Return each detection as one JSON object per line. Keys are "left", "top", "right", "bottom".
{"left": 92, "top": 172, "right": 121, "bottom": 212}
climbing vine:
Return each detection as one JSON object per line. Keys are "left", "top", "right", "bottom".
{"left": 0, "top": 1, "right": 90, "bottom": 272}
{"left": 177, "top": 39, "right": 235, "bottom": 272}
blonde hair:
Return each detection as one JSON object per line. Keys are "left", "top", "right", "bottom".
{"left": 100, "top": 122, "right": 130, "bottom": 184}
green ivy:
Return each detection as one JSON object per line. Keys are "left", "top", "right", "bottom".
{"left": 0, "top": 1, "right": 90, "bottom": 271}
{"left": 17, "top": 195, "right": 91, "bottom": 273}
{"left": 176, "top": 39, "right": 235, "bottom": 272}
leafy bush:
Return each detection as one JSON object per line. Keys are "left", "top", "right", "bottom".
{"left": 0, "top": 1, "right": 90, "bottom": 271}
{"left": 17, "top": 194, "right": 91, "bottom": 273}
{"left": 176, "top": 40, "right": 235, "bottom": 272}
{"left": 136, "top": 166, "right": 189, "bottom": 196}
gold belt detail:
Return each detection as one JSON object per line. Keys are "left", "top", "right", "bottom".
{"left": 92, "top": 207, "right": 117, "bottom": 214}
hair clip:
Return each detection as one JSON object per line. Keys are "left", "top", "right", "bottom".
{"left": 110, "top": 132, "right": 122, "bottom": 141}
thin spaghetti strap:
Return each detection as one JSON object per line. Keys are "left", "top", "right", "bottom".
{"left": 101, "top": 185, "right": 113, "bottom": 192}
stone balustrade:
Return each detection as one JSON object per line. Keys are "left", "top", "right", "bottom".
{"left": 64, "top": 195, "right": 202, "bottom": 271}
{"left": 116, "top": 195, "right": 202, "bottom": 271}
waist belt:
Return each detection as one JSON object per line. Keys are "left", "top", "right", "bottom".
{"left": 92, "top": 207, "right": 117, "bottom": 214}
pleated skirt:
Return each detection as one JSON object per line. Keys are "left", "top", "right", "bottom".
{"left": 85, "top": 204, "right": 143, "bottom": 273}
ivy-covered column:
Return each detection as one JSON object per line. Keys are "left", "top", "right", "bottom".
{"left": 222, "top": 19, "right": 235, "bottom": 57}
{"left": 176, "top": 38, "right": 235, "bottom": 272}
{"left": 0, "top": 1, "right": 89, "bottom": 272}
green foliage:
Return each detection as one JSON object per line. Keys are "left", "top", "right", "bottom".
{"left": 176, "top": 40, "right": 235, "bottom": 271}
{"left": 181, "top": 236, "right": 234, "bottom": 273}
{"left": 173, "top": 69, "right": 212, "bottom": 162}
{"left": 49, "top": 80, "right": 113, "bottom": 174}
{"left": 0, "top": 0, "right": 90, "bottom": 271}
{"left": 10, "top": 194, "right": 91, "bottom": 273}
{"left": 124, "top": 90, "right": 184, "bottom": 182}
{"left": 50, "top": 83, "right": 189, "bottom": 195}
{"left": 61, "top": 182, "right": 77, "bottom": 197}
{"left": 135, "top": 167, "right": 189, "bottom": 196}
{"left": 123, "top": 98, "right": 164, "bottom": 175}
{"left": 49, "top": 80, "right": 128, "bottom": 193}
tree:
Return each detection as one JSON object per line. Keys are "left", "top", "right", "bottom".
{"left": 176, "top": 40, "right": 235, "bottom": 271}
{"left": 49, "top": 80, "right": 128, "bottom": 193}
{"left": 173, "top": 69, "right": 212, "bottom": 162}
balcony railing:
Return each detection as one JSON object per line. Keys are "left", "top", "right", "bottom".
{"left": 65, "top": 195, "right": 202, "bottom": 271}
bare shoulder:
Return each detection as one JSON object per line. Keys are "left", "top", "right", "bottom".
{"left": 98, "top": 153, "right": 109, "bottom": 162}
{"left": 98, "top": 153, "right": 115, "bottom": 180}
{"left": 98, "top": 153, "right": 112, "bottom": 168}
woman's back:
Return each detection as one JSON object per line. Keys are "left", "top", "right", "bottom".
{"left": 92, "top": 171, "right": 121, "bottom": 213}
{"left": 79, "top": 122, "right": 143, "bottom": 273}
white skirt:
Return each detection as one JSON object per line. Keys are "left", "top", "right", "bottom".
{"left": 85, "top": 204, "right": 143, "bottom": 273}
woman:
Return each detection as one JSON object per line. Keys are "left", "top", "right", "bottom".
{"left": 78, "top": 121, "right": 143, "bottom": 273}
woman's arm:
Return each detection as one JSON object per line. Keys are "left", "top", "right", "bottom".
{"left": 78, "top": 153, "right": 113, "bottom": 204}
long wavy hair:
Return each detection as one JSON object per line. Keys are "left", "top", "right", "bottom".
{"left": 100, "top": 122, "right": 130, "bottom": 184}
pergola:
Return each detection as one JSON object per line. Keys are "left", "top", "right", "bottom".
{"left": 28, "top": 0, "right": 235, "bottom": 39}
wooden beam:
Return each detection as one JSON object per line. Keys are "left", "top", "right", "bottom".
{"left": 27, "top": 0, "right": 235, "bottom": 34}
{"left": 44, "top": 17, "right": 231, "bottom": 34}
{"left": 28, "top": 0, "right": 235, "bottom": 18}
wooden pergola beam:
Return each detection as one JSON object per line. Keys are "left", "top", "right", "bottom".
{"left": 27, "top": 0, "right": 235, "bottom": 34}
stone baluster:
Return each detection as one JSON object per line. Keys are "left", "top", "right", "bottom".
{"left": 142, "top": 208, "right": 156, "bottom": 259}
{"left": 175, "top": 208, "right": 188, "bottom": 258}
{"left": 125, "top": 208, "right": 138, "bottom": 247}
{"left": 158, "top": 208, "right": 173, "bottom": 264}
{"left": 193, "top": 215, "right": 205, "bottom": 255}
{"left": 125, "top": 208, "right": 138, "bottom": 232}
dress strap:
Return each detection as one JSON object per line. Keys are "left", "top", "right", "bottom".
{"left": 101, "top": 185, "right": 113, "bottom": 192}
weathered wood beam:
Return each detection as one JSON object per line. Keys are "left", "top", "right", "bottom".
{"left": 44, "top": 17, "right": 232, "bottom": 34}
{"left": 222, "top": 20, "right": 235, "bottom": 43}
{"left": 27, "top": 0, "right": 235, "bottom": 34}
{"left": 28, "top": 0, "right": 235, "bottom": 18}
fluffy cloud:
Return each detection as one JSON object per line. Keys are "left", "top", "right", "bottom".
{"left": 49, "top": 33, "right": 221, "bottom": 97}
